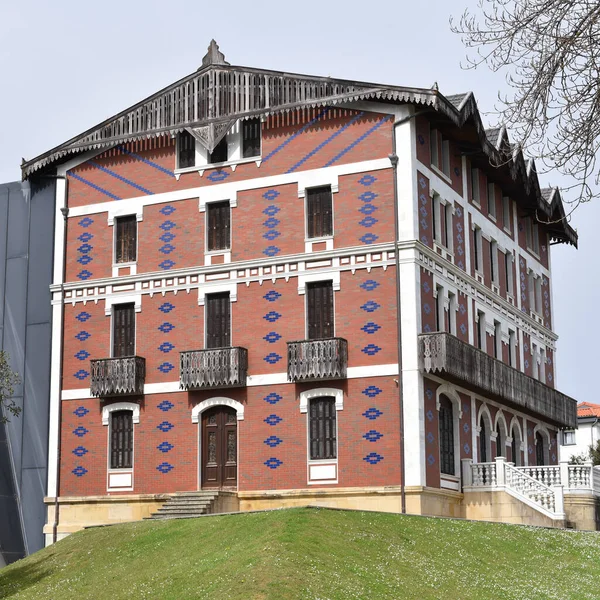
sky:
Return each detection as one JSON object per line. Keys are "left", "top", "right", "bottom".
{"left": 0, "top": 0, "right": 593, "bottom": 403}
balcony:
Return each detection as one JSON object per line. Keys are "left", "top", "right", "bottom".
{"left": 179, "top": 347, "right": 248, "bottom": 390}
{"left": 90, "top": 356, "right": 146, "bottom": 397}
{"left": 287, "top": 338, "right": 348, "bottom": 383}
{"left": 418, "top": 332, "right": 576, "bottom": 428}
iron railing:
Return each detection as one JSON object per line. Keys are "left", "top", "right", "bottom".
{"left": 90, "top": 356, "right": 146, "bottom": 397}
{"left": 287, "top": 338, "right": 348, "bottom": 383}
{"left": 180, "top": 347, "right": 248, "bottom": 389}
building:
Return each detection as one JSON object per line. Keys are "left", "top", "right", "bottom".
{"left": 560, "top": 403, "right": 600, "bottom": 463}
{"left": 21, "top": 41, "right": 589, "bottom": 544}
{"left": 0, "top": 180, "right": 55, "bottom": 565}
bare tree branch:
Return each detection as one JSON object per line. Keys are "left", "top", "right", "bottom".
{"left": 0, "top": 351, "right": 21, "bottom": 424}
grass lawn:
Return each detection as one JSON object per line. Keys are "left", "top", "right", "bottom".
{"left": 1, "top": 507, "right": 600, "bottom": 599}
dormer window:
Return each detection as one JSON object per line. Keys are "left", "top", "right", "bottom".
{"left": 177, "top": 131, "right": 196, "bottom": 169}
{"left": 242, "top": 118, "right": 261, "bottom": 158}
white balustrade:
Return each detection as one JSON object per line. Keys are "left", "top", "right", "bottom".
{"left": 470, "top": 462, "right": 497, "bottom": 487}
{"left": 515, "top": 466, "right": 560, "bottom": 487}
{"left": 504, "top": 462, "right": 556, "bottom": 513}
{"left": 568, "top": 463, "right": 593, "bottom": 489}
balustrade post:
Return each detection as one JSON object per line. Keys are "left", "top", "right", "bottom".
{"left": 559, "top": 460, "right": 570, "bottom": 490}
{"left": 584, "top": 461, "right": 593, "bottom": 490}
{"left": 553, "top": 484, "right": 564, "bottom": 515}
{"left": 462, "top": 458, "right": 473, "bottom": 487}
{"left": 494, "top": 456, "right": 506, "bottom": 488}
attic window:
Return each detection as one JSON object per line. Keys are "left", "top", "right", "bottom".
{"left": 242, "top": 118, "right": 261, "bottom": 158}
{"left": 178, "top": 131, "right": 196, "bottom": 168}
{"left": 209, "top": 138, "right": 228, "bottom": 164}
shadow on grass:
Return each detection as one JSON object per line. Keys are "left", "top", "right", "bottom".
{"left": 0, "top": 554, "right": 54, "bottom": 598}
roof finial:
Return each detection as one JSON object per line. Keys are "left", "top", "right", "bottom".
{"left": 200, "top": 39, "right": 229, "bottom": 69}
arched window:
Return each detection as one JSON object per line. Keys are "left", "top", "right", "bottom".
{"left": 439, "top": 395, "right": 455, "bottom": 476}
{"left": 495, "top": 422, "right": 504, "bottom": 457}
{"left": 309, "top": 397, "right": 337, "bottom": 460}
{"left": 536, "top": 431, "right": 545, "bottom": 466}
{"left": 479, "top": 416, "right": 489, "bottom": 462}
{"left": 510, "top": 422, "right": 522, "bottom": 466}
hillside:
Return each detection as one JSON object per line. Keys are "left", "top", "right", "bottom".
{"left": 1, "top": 507, "right": 599, "bottom": 599}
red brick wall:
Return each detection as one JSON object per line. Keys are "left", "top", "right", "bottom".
{"left": 66, "top": 212, "right": 112, "bottom": 282}
{"left": 417, "top": 171, "right": 432, "bottom": 247}
{"left": 420, "top": 269, "right": 436, "bottom": 333}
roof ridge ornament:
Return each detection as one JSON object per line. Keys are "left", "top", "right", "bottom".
{"left": 200, "top": 39, "right": 229, "bottom": 69}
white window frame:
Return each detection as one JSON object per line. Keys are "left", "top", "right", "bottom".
{"left": 444, "top": 201, "right": 453, "bottom": 251}
{"left": 430, "top": 128, "right": 440, "bottom": 169}
{"left": 490, "top": 240, "right": 499, "bottom": 287}
{"left": 448, "top": 291, "right": 457, "bottom": 336}
{"left": 476, "top": 310, "right": 486, "bottom": 350}
{"left": 493, "top": 320, "right": 502, "bottom": 360}
{"left": 473, "top": 226, "right": 483, "bottom": 273}
{"left": 562, "top": 430, "right": 576, "bottom": 446}
{"left": 487, "top": 182, "right": 496, "bottom": 220}
{"left": 435, "top": 285, "right": 445, "bottom": 332}
{"left": 505, "top": 251, "right": 514, "bottom": 298}
{"left": 471, "top": 168, "right": 480, "bottom": 205}
{"left": 508, "top": 329, "right": 517, "bottom": 368}
{"left": 441, "top": 139, "right": 451, "bottom": 177}
{"left": 502, "top": 196, "right": 511, "bottom": 233}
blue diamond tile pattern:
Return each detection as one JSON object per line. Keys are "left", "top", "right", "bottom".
{"left": 160, "top": 205, "right": 176, "bottom": 215}
{"left": 74, "top": 350, "right": 90, "bottom": 361}
{"left": 159, "top": 244, "right": 176, "bottom": 254}
{"left": 360, "top": 280, "right": 380, "bottom": 292}
{"left": 75, "top": 331, "right": 90, "bottom": 343}
{"left": 264, "top": 457, "right": 283, "bottom": 469}
{"left": 263, "top": 332, "right": 282, "bottom": 343}
{"left": 264, "top": 392, "right": 282, "bottom": 405}
{"left": 264, "top": 436, "right": 283, "bottom": 448}
{"left": 79, "top": 217, "right": 94, "bottom": 228}
{"left": 264, "top": 353, "right": 282, "bottom": 364}
{"left": 427, "top": 454, "right": 435, "bottom": 466}
{"left": 264, "top": 290, "right": 281, "bottom": 302}
{"left": 363, "top": 407, "right": 383, "bottom": 420}
{"left": 359, "top": 175, "right": 376, "bottom": 186}
{"left": 426, "top": 432, "right": 435, "bottom": 444}
{"left": 363, "top": 452, "right": 384, "bottom": 465}
{"left": 160, "top": 220, "right": 176, "bottom": 231}
{"left": 157, "top": 462, "right": 174, "bottom": 473}
{"left": 361, "top": 322, "right": 381, "bottom": 334}
{"left": 78, "top": 232, "right": 93, "bottom": 242}
{"left": 77, "top": 255, "right": 93, "bottom": 265}
{"left": 207, "top": 170, "right": 229, "bottom": 182}
{"left": 358, "top": 203, "right": 378, "bottom": 215}
{"left": 263, "top": 205, "right": 280, "bottom": 216}
{"left": 263, "top": 311, "right": 282, "bottom": 323}
{"left": 359, "top": 216, "right": 378, "bottom": 228}
{"left": 76, "top": 312, "right": 91, "bottom": 322}
{"left": 160, "top": 231, "right": 176, "bottom": 243}
{"left": 359, "top": 191, "right": 378, "bottom": 202}
{"left": 72, "top": 466, "right": 88, "bottom": 477}
{"left": 77, "top": 270, "right": 92, "bottom": 281}
{"left": 158, "top": 322, "right": 175, "bottom": 333}
{"left": 264, "top": 217, "right": 280, "bottom": 229}
{"left": 78, "top": 243, "right": 93, "bottom": 254}
{"left": 158, "top": 342, "right": 175, "bottom": 353}
{"left": 158, "top": 362, "right": 175, "bottom": 373}
{"left": 362, "top": 386, "right": 382, "bottom": 398}
{"left": 363, "top": 430, "right": 383, "bottom": 442}
{"left": 74, "top": 369, "right": 89, "bottom": 381}
{"left": 73, "top": 406, "right": 89, "bottom": 417}
{"left": 426, "top": 410, "right": 434, "bottom": 422}
{"left": 157, "top": 421, "right": 174, "bottom": 433}
{"left": 359, "top": 233, "right": 379, "bottom": 245}
{"left": 362, "top": 344, "right": 381, "bottom": 356}
{"left": 157, "top": 441, "right": 174, "bottom": 453}
{"left": 159, "top": 302, "right": 175, "bottom": 313}
{"left": 158, "top": 400, "right": 174, "bottom": 412}
{"left": 263, "top": 190, "right": 280, "bottom": 201}
{"left": 263, "top": 246, "right": 281, "bottom": 257}
{"left": 464, "top": 443, "right": 471, "bottom": 455}
{"left": 159, "top": 259, "right": 175, "bottom": 270}
{"left": 73, "top": 426, "right": 89, "bottom": 437}
{"left": 264, "top": 414, "right": 282, "bottom": 426}
{"left": 263, "top": 230, "right": 280, "bottom": 241}
{"left": 361, "top": 300, "right": 380, "bottom": 313}
{"left": 72, "top": 446, "right": 88, "bottom": 457}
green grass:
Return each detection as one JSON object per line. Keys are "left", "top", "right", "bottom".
{"left": 2, "top": 507, "right": 600, "bottom": 599}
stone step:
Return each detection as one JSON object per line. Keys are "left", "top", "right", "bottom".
{"left": 159, "top": 501, "right": 213, "bottom": 508}
{"left": 156, "top": 505, "right": 212, "bottom": 513}
{"left": 151, "top": 510, "right": 210, "bottom": 518}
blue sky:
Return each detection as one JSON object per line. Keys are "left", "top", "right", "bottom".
{"left": 0, "top": 0, "right": 592, "bottom": 401}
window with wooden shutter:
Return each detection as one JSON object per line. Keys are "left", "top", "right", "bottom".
{"left": 206, "top": 292, "right": 231, "bottom": 349}
{"left": 178, "top": 131, "right": 196, "bottom": 168}
{"left": 115, "top": 215, "right": 137, "bottom": 264}
{"left": 439, "top": 395, "right": 455, "bottom": 475}
{"left": 207, "top": 201, "right": 231, "bottom": 251}
{"left": 110, "top": 410, "right": 133, "bottom": 469}
{"left": 209, "top": 138, "right": 228, "bottom": 164}
{"left": 307, "top": 281, "right": 334, "bottom": 340}
{"left": 306, "top": 186, "right": 333, "bottom": 239}
{"left": 242, "top": 118, "right": 261, "bottom": 158}
{"left": 309, "top": 397, "right": 337, "bottom": 460}
{"left": 113, "top": 303, "right": 135, "bottom": 357}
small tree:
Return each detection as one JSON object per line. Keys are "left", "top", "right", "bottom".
{"left": 588, "top": 441, "right": 600, "bottom": 466}
{"left": 569, "top": 451, "right": 589, "bottom": 466}
{"left": 0, "top": 351, "right": 21, "bottom": 424}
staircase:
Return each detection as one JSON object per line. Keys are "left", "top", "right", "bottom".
{"left": 147, "top": 491, "right": 220, "bottom": 520}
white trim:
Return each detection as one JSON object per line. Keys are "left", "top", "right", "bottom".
{"left": 298, "top": 270, "right": 340, "bottom": 295}
{"left": 102, "top": 401, "right": 140, "bottom": 426}
{"left": 198, "top": 281, "right": 237, "bottom": 305}
{"left": 104, "top": 293, "right": 142, "bottom": 316}
{"left": 107, "top": 207, "right": 143, "bottom": 226}
{"left": 191, "top": 397, "right": 245, "bottom": 422}
{"left": 436, "top": 384, "right": 463, "bottom": 478}
{"left": 299, "top": 387, "right": 344, "bottom": 413}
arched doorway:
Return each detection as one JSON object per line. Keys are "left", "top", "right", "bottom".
{"left": 496, "top": 422, "right": 504, "bottom": 458}
{"left": 479, "top": 415, "right": 490, "bottom": 462}
{"left": 510, "top": 423, "right": 522, "bottom": 466}
{"left": 535, "top": 431, "right": 545, "bottom": 466}
{"left": 201, "top": 405, "right": 237, "bottom": 489}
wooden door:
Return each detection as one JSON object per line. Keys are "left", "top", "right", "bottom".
{"left": 113, "top": 303, "right": 135, "bottom": 357}
{"left": 206, "top": 292, "right": 231, "bottom": 349}
{"left": 201, "top": 406, "right": 237, "bottom": 489}
{"left": 307, "top": 281, "right": 333, "bottom": 340}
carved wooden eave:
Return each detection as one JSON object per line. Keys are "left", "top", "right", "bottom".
{"left": 21, "top": 41, "right": 576, "bottom": 247}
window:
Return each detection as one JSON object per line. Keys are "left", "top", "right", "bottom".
{"left": 206, "top": 292, "right": 231, "bottom": 348}
{"left": 473, "top": 226, "right": 483, "bottom": 272}
{"left": 525, "top": 218, "right": 540, "bottom": 255}
{"left": 532, "top": 223, "right": 540, "bottom": 255}
{"left": 307, "top": 281, "right": 334, "bottom": 340}
{"left": 432, "top": 194, "right": 440, "bottom": 243}
{"left": 487, "top": 183, "right": 496, "bottom": 219}
{"left": 207, "top": 201, "right": 231, "bottom": 251}
{"left": 177, "top": 131, "right": 196, "bottom": 169}
{"left": 493, "top": 320, "right": 501, "bottom": 359}
{"left": 209, "top": 138, "right": 228, "bottom": 164}
{"left": 511, "top": 426, "right": 522, "bottom": 466}
{"left": 490, "top": 240, "right": 499, "bottom": 285}
{"left": 115, "top": 215, "right": 137, "bottom": 264}
{"left": 110, "top": 410, "right": 133, "bottom": 469}
{"left": 496, "top": 423, "right": 504, "bottom": 457}
{"left": 444, "top": 202, "right": 453, "bottom": 250}
{"left": 477, "top": 310, "right": 485, "bottom": 350}
{"left": 505, "top": 252, "right": 514, "bottom": 297}
{"left": 535, "top": 276, "right": 542, "bottom": 314}
{"left": 309, "top": 397, "right": 337, "bottom": 460}
{"left": 532, "top": 343, "right": 539, "bottom": 379}
{"left": 306, "top": 186, "right": 333, "bottom": 239}
{"left": 430, "top": 128, "right": 440, "bottom": 169}
{"left": 562, "top": 430, "right": 576, "bottom": 446}
{"left": 508, "top": 329, "right": 516, "bottom": 367}
{"left": 430, "top": 129, "right": 451, "bottom": 177}
{"left": 242, "top": 118, "right": 261, "bottom": 158}
{"left": 502, "top": 196, "right": 511, "bottom": 232}
{"left": 479, "top": 416, "right": 489, "bottom": 462}
{"left": 540, "top": 347, "right": 546, "bottom": 382}
{"left": 435, "top": 285, "right": 444, "bottom": 332}
{"left": 528, "top": 272, "right": 536, "bottom": 311}
{"left": 471, "top": 168, "right": 480, "bottom": 204}
{"left": 441, "top": 140, "right": 451, "bottom": 177}
{"left": 113, "top": 303, "right": 135, "bottom": 357}
{"left": 535, "top": 431, "right": 545, "bottom": 466}
{"left": 439, "top": 395, "right": 455, "bottom": 475}
{"left": 448, "top": 292, "right": 456, "bottom": 336}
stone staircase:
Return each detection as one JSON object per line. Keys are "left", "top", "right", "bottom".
{"left": 146, "top": 491, "right": 220, "bottom": 520}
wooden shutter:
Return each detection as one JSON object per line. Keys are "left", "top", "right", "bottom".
{"left": 206, "top": 293, "right": 231, "bottom": 349}
{"left": 307, "top": 281, "right": 333, "bottom": 340}
{"left": 439, "top": 396, "right": 455, "bottom": 475}
{"left": 113, "top": 303, "right": 135, "bottom": 357}
{"left": 307, "top": 186, "right": 332, "bottom": 239}
{"left": 178, "top": 131, "right": 196, "bottom": 168}
{"left": 110, "top": 410, "right": 133, "bottom": 469}
{"left": 309, "top": 397, "right": 337, "bottom": 460}
{"left": 242, "top": 118, "right": 261, "bottom": 158}
{"left": 115, "top": 215, "right": 137, "bottom": 263}
{"left": 207, "top": 201, "right": 230, "bottom": 251}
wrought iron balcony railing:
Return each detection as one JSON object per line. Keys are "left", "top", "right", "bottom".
{"left": 418, "top": 332, "right": 576, "bottom": 428}
{"left": 90, "top": 356, "right": 146, "bottom": 397}
{"left": 180, "top": 347, "right": 248, "bottom": 390}
{"left": 287, "top": 338, "right": 348, "bottom": 383}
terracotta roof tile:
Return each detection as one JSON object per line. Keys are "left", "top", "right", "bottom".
{"left": 578, "top": 402, "right": 600, "bottom": 418}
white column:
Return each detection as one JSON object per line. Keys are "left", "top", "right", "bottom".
{"left": 553, "top": 484, "right": 565, "bottom": 515}
{"left": 462, "top": 458, "right": 473, "bottom": 486}
{"left": 495, "top": 456, "right": 506, "bottom": 487}
{"left": 559, "top": 460, "right": 570, "bottom": 490}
